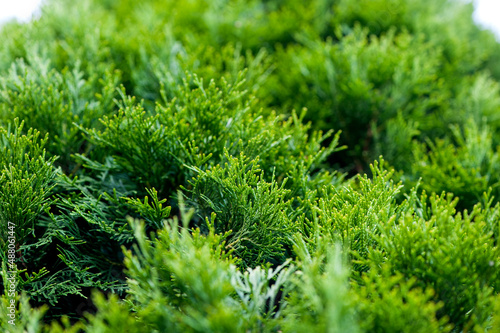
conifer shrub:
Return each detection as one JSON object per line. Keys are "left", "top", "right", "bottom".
{"left": 1, "top": 0, "right": 500, "bottom": 331}
{"left": 0, "top": 55, "right": 119, "bottom": 171}
{"left": 0, "top": 121, "right": 57, "bottom": 246}
{"left": 372, "top": 190, "right": 500, "bottom": 330}
{"left": 184, "top": 152, "right": 295, "bottom": 267}
{"left": 407, "top": 120, "right": 500, "bottom": 211}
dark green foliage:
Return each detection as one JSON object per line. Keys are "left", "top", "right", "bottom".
{"left": 1, "top": 0, "right": 500, "bottom": 331}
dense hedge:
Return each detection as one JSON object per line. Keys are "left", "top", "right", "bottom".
{"left": 1, "top": 0, "right": 500, "bottom": 332}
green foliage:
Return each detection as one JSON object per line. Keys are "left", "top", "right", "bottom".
{"left": 184, "top": 152, "right": 294, "bottom": 267}
{"left": 119, "top": 208, "right": 293, "bottom": 332}
{"left": 0, "top": 55, "right": 119, "bottom": 171}
{"left": 123, "top": 213, "right": 242, "bottom": 332}
{"left": 280, "top": 239, "right": 359, "bottom": 333}
{"left": 409, "top": 120, "right": 500, "bottom": 210}
{"left": 80, "top": 90, "right": 181, "bottom": 196}
{"left": 334, "top": 0, "right": 497, "bottom": 75}
{"left": 372, "top": 112, "right": 420, "bottom": 172}
{"left": 0, "top": 285, "right": 85, "bottom": 333}
{"left": 0, "top": 290, "right": 48, "bottom": 333}
{"left": 0, "top": 121, "right": 57, "bottom": 246}
{"left": 83, "top": 292, "right": 142, "bottom": 333}
{"left": 125, "top": 188, "right": 172, "bottom": 229}
{"left": 1, "top": 0, "right": 500, "bottom": 330}
{"left": 299, "top": 159, "right": 403, "bottom": 272}
{"left": 83, "top": 72, "right": 342, "bottom": 201}
{"left": 373, "top": 190, "right": 500, "bottom": 330}
{"left": 486, "top": 294, "right": 500, "bottom": 333}
{"left": 354, "top": 266, "right": 451, "bottom": 333}
{"left": 266, "top": 26, "right": 456, "bottom": 170}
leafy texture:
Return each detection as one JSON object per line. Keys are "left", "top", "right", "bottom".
{"left": 0, "top": 0, "right": 500, "bottom": 331}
